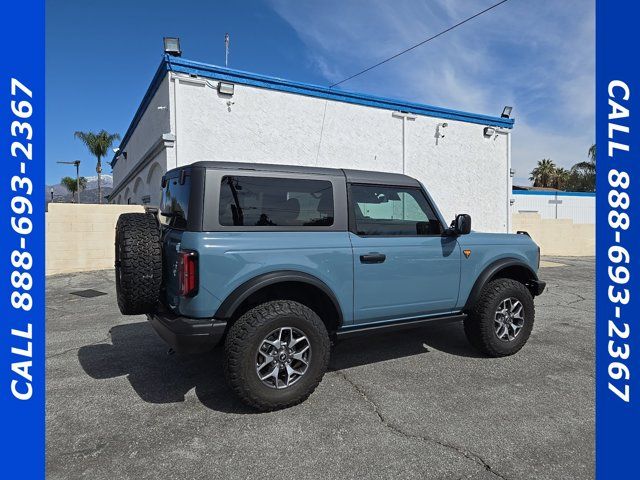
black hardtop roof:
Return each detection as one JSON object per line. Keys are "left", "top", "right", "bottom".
{"left": 186, "top": 161, "right": 421, "bottom": 187}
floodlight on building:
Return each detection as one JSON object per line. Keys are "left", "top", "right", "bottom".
{"left": 163, "top": 37, "right": 182, "bottom": 57}
{"left": 218, "top": 82, "right": 235, "bottom": 96}
{"left": 501, "top": 106, "right": 513, "bottom": 118}
{"left": 483, "top": 126, "right": 496, "bottom": 137}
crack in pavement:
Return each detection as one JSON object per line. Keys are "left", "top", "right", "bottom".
{"left": 566, "top": 292, "right": 590, "bottom": 305}
{"left": 46, "top": 331, "right": 112, "bottom": 359}
{"left": 61, "top": 442, "right": 108, "bottom": 458}
{"left": 335, "top": 370, "right": 508, "bottom": 480}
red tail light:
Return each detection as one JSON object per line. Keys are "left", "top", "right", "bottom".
{"left": 177, "top": 251, "right": 198, "bottom": 297}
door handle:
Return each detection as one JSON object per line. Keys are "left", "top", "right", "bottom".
{"left": 360, "top": 253, "right": 386, "bottom": 264}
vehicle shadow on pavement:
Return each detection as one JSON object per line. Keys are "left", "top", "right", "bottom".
{"left": 77, "top": 320, "right": 483, "bottom": 413}
{"left": 331, "top": 321, "right": 485, "bottom": 371}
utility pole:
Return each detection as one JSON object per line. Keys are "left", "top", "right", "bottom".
{"left": 225, "top": 33, "right": 230, "bottom": 67}
{"left": 57, "top": 160, "right": 81, "bottom": 203}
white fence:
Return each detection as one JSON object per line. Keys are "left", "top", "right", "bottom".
{"left": 511, "top": 191, "right": 595, "bottom": 225}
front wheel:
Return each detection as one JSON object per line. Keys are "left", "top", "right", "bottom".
{"left": 464, "top": 278, "right": 535, "bottom": 357}
{"left": 224, "top": 300, "right": 330, "bottom": 411}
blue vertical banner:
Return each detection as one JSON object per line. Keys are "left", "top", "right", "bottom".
{"left": 0, "top": 0, "right": 45, "bottom": 478}
{"left": 596, "top": 0, "right": 640, "bottom": 477}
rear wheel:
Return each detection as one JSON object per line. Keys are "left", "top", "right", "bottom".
{"left": 464, "top": 278, "right": 535, "bottom": 357}
{"left": 224, "top": 300, "right": 330, "bottom": 411}
{"left": 115, "top": 213, "right": 162, "bottom": 315}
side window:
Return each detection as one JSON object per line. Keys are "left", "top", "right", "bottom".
{"left": 350, "top": 184, "right": 442, "bottom": 236}
{"left": 219, "top": 176, "right": 334, "bottom": 227}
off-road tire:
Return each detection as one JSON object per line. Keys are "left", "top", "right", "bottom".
{"left": 464, "top": 278, "right": 535, "bottom": 357}
{"left": 115, "top": 213, "right": 162, "bottom": 315}
{"left": 224, "top": 300, "right": 330, "bottom": 411}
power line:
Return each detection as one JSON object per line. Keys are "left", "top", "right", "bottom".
{"left": 329, "top": 0, "right": 511, "bottom": 88}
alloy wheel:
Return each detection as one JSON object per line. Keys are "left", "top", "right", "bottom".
{"left": 256, "top": 327, "right": 311, "bottom": 389}
{"left": 494, "top": 297, "right": 525, "bottom": 341}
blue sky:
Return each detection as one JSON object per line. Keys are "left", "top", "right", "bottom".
{"left": 46, "top": 0, "right": 594, "bottom": 186}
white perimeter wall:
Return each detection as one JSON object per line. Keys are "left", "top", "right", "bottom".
{"left": 46, "top": 204, "right": 145, "bottom": 275}
{"left": 114, "top": 71, "right": 511, "bottom": 232}
{"left": 511, "top": 192, "right": 595, "bottom": 224}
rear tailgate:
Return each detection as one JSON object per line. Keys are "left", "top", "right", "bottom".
{"left": 159, "top": 168, "right": 192, "bottom": 310}
{"left": 161, "top": 226, "right": 184, "bottom": 309}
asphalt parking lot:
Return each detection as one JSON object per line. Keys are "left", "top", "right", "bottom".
{"left": 46, "top": 256, "right": 594, "bottom": 480}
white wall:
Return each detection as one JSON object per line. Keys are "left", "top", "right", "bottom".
{"left": 111, "top": 75, "right": 173, "bottom": 204}
{"left": 511, "top": 192, "right": 595, "bottom": 225}
{"left": 114, "top": 71, "right": 510, "bottom": 232}
{"left": 173, "top": 72, "right": 509, "bottom": 232}
{"left": 406, "top": 118, "right": 509, "bottom": 232}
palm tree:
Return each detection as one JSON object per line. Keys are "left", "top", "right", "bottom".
{"left": 569, "top": 144, "right": 596, "bottom": 191}
{"left": 529, "top": 158, "right": 557, "bottom": 188}
{"left": 573, "top": 144, "right": 596, "bottom": 175}
{"left": 61, "top": 176, "right": 87, "bottom": 203}
{"left": 74, "top": 130, "right": 121, "bottom": 204}
{"left": 553, "top": 167, "right": 571, "bottom": 190}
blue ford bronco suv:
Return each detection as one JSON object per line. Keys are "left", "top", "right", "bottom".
{"left": 115, "top": 161, "right": 545, "bottom": 411}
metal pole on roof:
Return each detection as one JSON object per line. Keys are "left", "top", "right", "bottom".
{"left": 225, "top": 33, "right": 230, "bottom": 67}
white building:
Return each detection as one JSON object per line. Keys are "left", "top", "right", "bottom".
{"left": 110, "top": 55, "right": 515, "bottom": 232}
{"left": 511, "top": 190, "right": 595, "bottom": 224}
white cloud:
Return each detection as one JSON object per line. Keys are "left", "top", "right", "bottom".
{"left": 269, "top": 0, "right": 595, "bottom": 182}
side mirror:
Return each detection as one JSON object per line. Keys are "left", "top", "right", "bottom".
{"left": 453, "top": 214, "right": 471, "bottom": 235}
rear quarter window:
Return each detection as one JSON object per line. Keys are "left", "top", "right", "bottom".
{"left": 219, "top": 176, "right": 334, "bottom": 227}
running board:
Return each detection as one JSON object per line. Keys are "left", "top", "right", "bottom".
{"left": 336, "top": 313, "right": 467, "bottom": 339}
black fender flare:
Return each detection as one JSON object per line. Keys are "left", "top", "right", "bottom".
{"left": 463, "top": 258, "right": 538, "bottom": 311}
{"left": 214, "top": 270, "right": 344, "bottom": 327}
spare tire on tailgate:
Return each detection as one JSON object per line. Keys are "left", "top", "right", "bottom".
{"left": 115, "top": 213, "right": 162, "bottom": 315}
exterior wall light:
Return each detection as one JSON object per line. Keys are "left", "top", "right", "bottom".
{"left": 218, "top": 82, "right": 235, "bottom": 96}
{"left": 501, "top": 106, "right": 513, "bottom": 118}
{"left": 163, "top": 37, "right": 182, "bottom": 57}
{"left": 483, "top": 126, "right": 496, "bottom": 137}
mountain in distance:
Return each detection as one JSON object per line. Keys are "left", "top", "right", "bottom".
{"left": 46, "top": 174, "right": 114, "bottom": 204}
{"left": 84, "top": 174, "right": 113, "bottom": 190}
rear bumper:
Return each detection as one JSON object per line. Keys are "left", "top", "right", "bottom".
{"left": 529, "top": 279, "right": 546, "bottom": 296}
{"left": 146, "top": 307, "right": 227, "bottom": 354}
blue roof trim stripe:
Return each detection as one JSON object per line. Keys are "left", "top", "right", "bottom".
{"left": 112, "top": 55, "right": 515, "bottom": 166}
{"left": 512, "top": 190, "right": 595, "bottom": 197}
{"left": 167, "top": 56, "right": 515, "bottom": 129}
